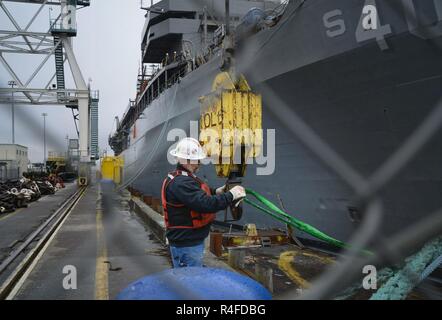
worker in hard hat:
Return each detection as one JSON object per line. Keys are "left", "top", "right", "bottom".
{"left": 161, "top": 137, "right": 246, "bottom": 268}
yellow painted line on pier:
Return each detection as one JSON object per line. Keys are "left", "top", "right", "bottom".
{"left": 300, "top": 251, "right": 335, "bottom": 264}
{"left": 278, "top": 251, "right": 310, "bottom": 289}
{"left": 95, "top": 184, "right": 109, "bottom": 300}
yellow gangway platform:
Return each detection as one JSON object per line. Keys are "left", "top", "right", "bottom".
{"left": 100, "top": 156, "right": 123, "bottom": 184}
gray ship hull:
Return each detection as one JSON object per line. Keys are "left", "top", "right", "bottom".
{"left": 120, "top": 0, "right": 442, "bottom": 242}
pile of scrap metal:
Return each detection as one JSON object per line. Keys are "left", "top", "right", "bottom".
{"left": 0, "top": 177, "right": 63, "bottom": 214}
{"left": 48, "top": 174, "right": 65, "bottom": 189}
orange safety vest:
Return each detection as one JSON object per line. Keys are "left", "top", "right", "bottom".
{"left": 161, "top": 170, "right": 215, "bottom": 229}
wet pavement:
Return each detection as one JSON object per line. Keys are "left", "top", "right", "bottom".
{"left": 0, "top": 183, "right": 78, "bottom": 263}
{"left": 12, "top": 180, "right": 171, "bottom": 300}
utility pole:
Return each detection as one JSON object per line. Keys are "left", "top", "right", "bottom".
{"left": 42, "top": 113, "right": 48, "bottom": 171}
{"left": 8, "top": 80, "right": 16, "bottom": 144}
{"left": 203, "top": 6, "right": 208, "bottom": 49}
{"left": 225, "top": 0, "right": 230, "bottom": 36}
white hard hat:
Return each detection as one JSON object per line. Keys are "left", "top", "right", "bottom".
{"left": 170, "top": 137, "right": 207, "bottom": 160}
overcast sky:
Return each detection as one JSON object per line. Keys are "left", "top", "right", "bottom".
{"left": 0, "top": 0, "right": 146, "bottom": 162}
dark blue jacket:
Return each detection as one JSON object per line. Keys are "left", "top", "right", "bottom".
{"left": 165, "top": 165, "right": 233, "bottom": 247}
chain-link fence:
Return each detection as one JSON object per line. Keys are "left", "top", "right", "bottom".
{"left": 184, "top": 0, "right": 442, "bottom": 300}
{"left": 1, "top": 0, "right": 440, "bottom": 301}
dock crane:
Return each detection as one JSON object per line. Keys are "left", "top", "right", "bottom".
{"left": 0, "top": 0, "right": 98, "bottom": 185}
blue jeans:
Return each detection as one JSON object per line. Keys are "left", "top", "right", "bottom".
{"left": 169, "top": 243, "right": 205, "bottom": 268}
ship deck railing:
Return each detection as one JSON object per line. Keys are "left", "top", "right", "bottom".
{"left": 117, "top": 44, "right": 218, "bottom": 139}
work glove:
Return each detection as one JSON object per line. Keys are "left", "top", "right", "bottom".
{"left": 229, "top": 186, "right": 246, "bottom": 201}
{"left": 215, "top": 185, "right": 226, "bottom": 195}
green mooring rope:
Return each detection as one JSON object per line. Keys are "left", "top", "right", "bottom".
{"left": 369, "top": 236, "right": 442, "bottom": 300}
{"left": 244, "top": 188, "right": 365, "bottom": 252}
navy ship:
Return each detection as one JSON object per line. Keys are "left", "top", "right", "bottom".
{"left": 109, "top": 0, "right": 442, "bottom": 244}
